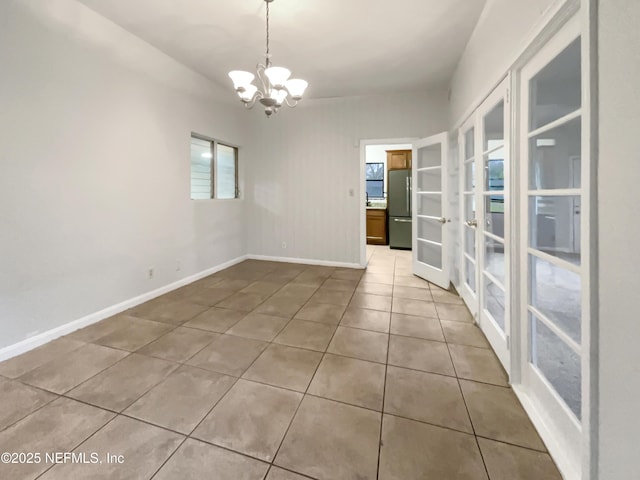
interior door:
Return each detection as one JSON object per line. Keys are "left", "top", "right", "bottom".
{"left": 412, "top": 132, "right": 449, "bottom": 289}
{"left": 458, "top": 116, "right": 478, "bottom": 312}
{"left": 477, "top": 77, "right": 510, "bottom": 372}
{"left": 519, "top": 14, "right": 583, "bottom": 468}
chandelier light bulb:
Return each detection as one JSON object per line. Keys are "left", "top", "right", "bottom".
{"left": 228, "top": 71, "right": 255, "bottom": 90}
{"left": 239, "top": 84, "right": 258, "bottom": 102}
{"left": 264, "top": 66, "right": 291, "bottom": 89}
{"left": 285, "top": 79, "right": 308, "bottom": 100}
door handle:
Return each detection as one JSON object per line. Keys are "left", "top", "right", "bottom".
{"left": 438, "top": 217, "right": 447, "bottom": 224}
{"left": 406, "top": 177, "right": 410, "bottom": 212}
{"left": 394, "top": 218, "right": 412, "bottom": 223}
{"left": 466, "top": 219, "right": 478, "bottom": 227}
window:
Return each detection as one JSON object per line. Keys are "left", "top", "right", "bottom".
{"left": 366, "top": 162, "right": 384, "bottom": 199}
{"left": 190, "top": 134, "right": 239, "bottom": 200}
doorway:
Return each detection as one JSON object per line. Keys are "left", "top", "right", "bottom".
{"left": 359, "top": 139, "right": 415, "bottom": 267}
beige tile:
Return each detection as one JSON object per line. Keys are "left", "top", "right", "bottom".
{"left": 137, "top": 327, "right": 218, "bottom": 362}
{"left": 390, "top": 312, "right": 444, "bottom": 341}
{"left": 379, "top": 414, "right": 487, "bottom": 480}
{"left": 215, "top": 278, "right": 257, "bottom": 290}
{"left": 240, "top": 280, "right": 285, "bottom": 296}
{"left": 460, "top": 380, "right": 545, "bottom": 451}
{"left": 183, "top": 307, "right": 247, "bottom": 332}
{"left": 266, "top": 466, "right": 310, "bottom": 480}
{"left": 435, "top": 303, "right": 473, "bottom": 322}
{"left": 187, "top": 334, "right": 268, "bottom": 376}
{"left": 364, "top": 264, "right": 395, "bottom": 275}
{"left": 183, "top": 286, "right": 238, "bottom": 306}
{"left": 331, "top": 268, "right": 365, "bottom": 281}
{"left": 254, "top": 296, "right": 306, "bottom": 318}
{"left": 67, "top": 353, "right": 177, "bottom": 411}
{"left": 294, "top": 302, "right": 346, "bottom": 325}
{"left": 0, "top": 377, "right": 57, "bottom": 431}
{"left": 327, "top": 326, "right": 388, "bottom": 363}
{"left": 340, "top": 307, "right": 390, "bottom": 333}
{"left": 388, "top": 335, "right": 455, "bottom": 376}
{"left": 430, "top": 286, "right": 464, "bottom": 304}
{"left": 308, "top": 354, "right": 385, "bottom": 410}
{"left": 350, "top": 293, "right": 392, "bottom": 312}
{"left": 0, "top": 338, "right": 85, "bottom": 379}
{"left": 441, "top": 321, "right": 490, "bottom": 348}
{"left": 93, "top": 315, "right": 174, "bottom": 351}
{"left": 393, "top": 275, "right": 431, "bottom": 288}
{"left": 276, "top": 284, "right": 319, "bottom": 301}
{"left": 391, "top": 297, "right": 437, "bottom": 317}
{"left": 384, "top": 366, "right": 472, "bottom": 433}
{"left": 0, "top": 397, "right": 114, "bottom": 479}
{"left": 449, "top": 344, "right": 509, "bottom": 386}
{"left": 66, "top": 315, "right": 131, "bottom": 343}
{"left": 356, "top": 282, "right": 394, "bottom": 296}
{"left": 130, "top": 299, "right": 209, "bottom": 324}
{"left": 263, "top": 269, "right": 305, "bottom": 283}
{"left": 392, "top": 285, "right": 433, "bottom": 301}
{"left": 154, "top": 439, "right": 269, "bottom": 480}
{"left": 243, "top": 344, "right": 323, "bottom": 392}
{"left": 40, "top": 415, "right": 183, "bottom": 480}
{"left": 275, "top": 396, "right": 381, "bottom": 480}
{"left": 125, "top": 365, "right": 236, "bottom": 434}
{"left": 216, "top": 292, "right": 268, "bottom": 312}
{"left": 226, "top": 312, "right": 290, "bottom": 341}
{"left": 309, "top": 288, "right": 353, "bottom": 306}
{"left": 19, "top": 343, "right": 128, "bottom": 394}
{"left": 193, "top": 379, "right": 302, "bottom": 462}
{"left": 360, "top": 273, "right": 394, "bottom": 285}
{"left": 289, "top": 273, "right": 326, "bottom": 288}
{"left": 478, "top": 437, "right": 562, "bottom": 480}
{"left": 321, "top": 278, "right": 359, "bottom": 292}
{"left": 274, "top": 320, "right": 337, "bottom": 352}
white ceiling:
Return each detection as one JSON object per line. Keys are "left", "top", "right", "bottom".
{"left": 78, "top": 0, "right": 487, "bottom": 99}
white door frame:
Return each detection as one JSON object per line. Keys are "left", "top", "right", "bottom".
{"left": 359, "top": 138, "right": 418, "bottom": 267}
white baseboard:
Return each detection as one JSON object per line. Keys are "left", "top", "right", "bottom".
{"left": 0, "top": 255, "right": 249, "bottom": 363}
{"left": 512, "top": 384, "right": 578, "bottom": 480}
{"left": 247, "top": 254, "right": 364, "bottom": 269}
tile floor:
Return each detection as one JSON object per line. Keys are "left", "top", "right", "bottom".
{"left": 0, "top": 246, "right": 562, "bottom": 479}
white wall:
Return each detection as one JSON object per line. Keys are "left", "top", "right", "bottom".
{"left": 0, "top": 0, "right": 248, "bottom": 350}
{"left": 243, "top": 92, "right": 448, "bottom": 265}
{"left": 596, "top": 0, "right": 640, "bottom": 477}
{"left": 448, "top": 0, "right": 558, "bottom": 124}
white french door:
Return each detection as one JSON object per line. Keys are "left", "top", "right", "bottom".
{"left": 458, "top": 117, "right": 478, "bottom": 313}
{"left": 476, "top": 77, "right": 511, "bottom": 371}
{"left": 457, "top": 78, "right": 511, "bottom": 371}
{"left": 412, "top": 132, "right": 450, "bottom": 289}
{"left": 519, "top": 14, "right": 584, "bottom": 472}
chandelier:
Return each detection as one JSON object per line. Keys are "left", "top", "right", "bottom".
{"left": 228, "top": 0, "right": 308, "bottom": 117}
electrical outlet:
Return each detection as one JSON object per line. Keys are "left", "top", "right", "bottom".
{"left": 281, "top": 242, "right": 287, "bottom": 249}
{"left": 148, "top": 267, "right": 154, "bottom": 279}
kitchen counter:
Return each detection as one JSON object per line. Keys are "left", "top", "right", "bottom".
{"left": 366, "top": 206, "right": 387, "bottom": 210}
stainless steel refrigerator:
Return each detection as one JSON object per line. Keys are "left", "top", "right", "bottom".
{"left": 388, "top": 169, "right": 412, "bottom": 249}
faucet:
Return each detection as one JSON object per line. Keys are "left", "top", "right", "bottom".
{"left": 366, "top": 192, "right": 371, "bottom": 206}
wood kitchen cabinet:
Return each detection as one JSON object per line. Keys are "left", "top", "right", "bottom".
{"left": 387, "top": 149, "right": 412, "bottom": 171}
{"left": 366, "top": 208, "right": 387, "bottom": 245}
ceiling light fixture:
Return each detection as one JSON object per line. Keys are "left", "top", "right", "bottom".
{"left": 228, "top": 0, "right": 308, "bottom": 117}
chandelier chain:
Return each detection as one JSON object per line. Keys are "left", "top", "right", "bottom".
{"left": 265, "top": 1, "right": 270, "bottom": 65}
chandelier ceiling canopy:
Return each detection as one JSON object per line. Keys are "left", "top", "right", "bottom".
{"left": 228, "top": 0, "right": 308, "bottom": 117}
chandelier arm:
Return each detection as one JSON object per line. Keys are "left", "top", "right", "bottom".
{"left": 243, "top": 90, "right": 263, "bottom": 109}
{"left": 283, "top": 96, "right": 299, "bottom": 108}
